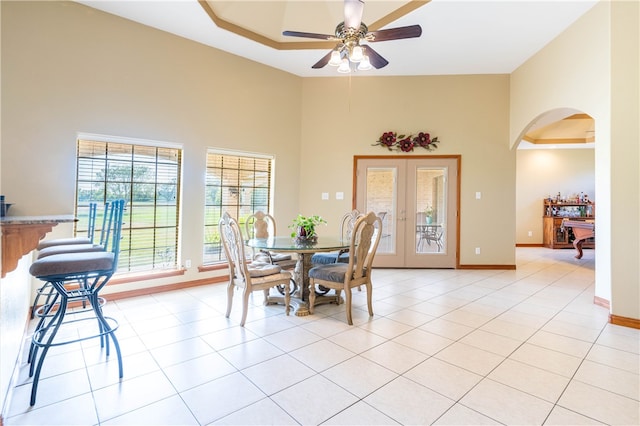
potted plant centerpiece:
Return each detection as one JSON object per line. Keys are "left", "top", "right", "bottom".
{"left": 289, "top": 214, "right": 327, "bottom": 243}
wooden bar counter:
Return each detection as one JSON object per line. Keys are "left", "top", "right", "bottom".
{"left": 1, "top": 215, "right": 75, "bottom": 278}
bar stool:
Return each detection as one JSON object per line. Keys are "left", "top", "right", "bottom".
{"left": 31, "top": 202, "right": 108, "bottom": 318}
{"left": 27, "top": 199, "right": 125, "bottom": 406}
{"left": 37, "top": 202, "right": 98, "bottom": 250}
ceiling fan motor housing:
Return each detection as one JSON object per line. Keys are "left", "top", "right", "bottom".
{"left": 335, "top": 22, "right": 369, "bottom": 43}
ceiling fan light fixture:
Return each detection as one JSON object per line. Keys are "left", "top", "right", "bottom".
{"left": 350, "top": 45, "right": 364, "bottom": 62}
{"left": 357, "top": 55, "right": 372, "bottom": 71}
{"left": 337, "top": 58, "right": 351, "bottom": 73}
{"left": 282, "top": 0, "right": 422, "bottom": 72}
{"left": 328, "top": 50, "right": 342, "bottom": 66}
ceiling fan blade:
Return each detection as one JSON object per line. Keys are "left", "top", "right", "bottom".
{"left": 368, "top": 25, "right": 422, "bottom": 42}
{"left": 363, "top": 45, "right": 388, "bottom": 69}
{"left": 312, "top": 51, "right": 334, "bottom": 69}
{"left": 344, "top": 0, "right": 364, "bottom": 29}
{"left": 282, "top": 30, "right": 334, "bottom": 41}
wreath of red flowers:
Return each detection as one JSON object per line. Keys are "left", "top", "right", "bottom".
{"left": 373, "top": 131, "right": 440, "bottom": 152}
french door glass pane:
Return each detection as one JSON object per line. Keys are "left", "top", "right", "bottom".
{"left": 365, "top": 167, "right": 397, "bottom": 254}
{"left": 415, "top": 167, "right": 447, "bottom": 254}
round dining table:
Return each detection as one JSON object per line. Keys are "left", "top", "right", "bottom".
{"left": 245, "top": 236, "right": 350, "bottom": 316}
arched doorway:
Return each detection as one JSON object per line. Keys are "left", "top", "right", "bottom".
{"left": 513, "top": 108, "right": 596, "bottom": 252}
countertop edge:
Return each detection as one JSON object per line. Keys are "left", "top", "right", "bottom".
{"left": 0, "top": 215, "right": 76, "bottom": 225}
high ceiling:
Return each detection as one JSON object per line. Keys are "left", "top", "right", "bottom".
{"left": 75, "top": 0, "right": 599, "bottom": 148}
{"left": 76, "top": 0, "right": 598, "bottom": 78}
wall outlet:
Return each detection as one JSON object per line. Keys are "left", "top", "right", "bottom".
{"left": 475, "top": 191, "right": 482, "bottom": 200}
{"left": 475, "top": 247, "right": 481, "bottom": 255}
{"left": 528, "top": 231, "right": 533, "bottom": 237}
{"left": 185, "top": 259, "right": 192, "bottom": 268}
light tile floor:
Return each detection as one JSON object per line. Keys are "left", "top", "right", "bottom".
{"left": 5, "top": 248, "right": 640, "bottom": 425}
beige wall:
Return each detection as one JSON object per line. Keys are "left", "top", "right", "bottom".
{"left": 300, "top": 75, "right": 515, "bottom": 265}
{"left": 511, "top": 1, "right": 639, "bottom": 321}
{"left": 609, "top": 0, "right": 639, "bottom": 320}
{"left": 1, "top": 0, "right": 302, "bottom": 289}
{"left": 516, "top": 149, "right": 595, "bottom": 244}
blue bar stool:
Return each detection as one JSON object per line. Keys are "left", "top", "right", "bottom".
{"left": 36, "top": 202, "right": 98, "bottom": 250}
{"left": 31, "top": 202, "right": 108, "bottom": 318}
{"left": 27, "top": 199, "right": 126, "bottom": 406}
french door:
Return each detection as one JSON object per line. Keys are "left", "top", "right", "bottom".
{"left": 355, "top": 156, "right": 459, "bottom": 268}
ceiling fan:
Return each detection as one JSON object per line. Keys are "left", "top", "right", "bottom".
{"left": 282, "top": 0, "right": 422, "bottom": 72}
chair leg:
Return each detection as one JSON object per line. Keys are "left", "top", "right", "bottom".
{"left": 28, "top": 290, "right": 58, "bottom": 355}
{"left": 308, "top": 279, "right": 316, "bottom": 315}
{"left": 30, "top": 293, "right": 69, "bottom": 406}
{"left": 225, "top": 282, "right": 234, "bottom": 319}
{"left": 365, "top": 282, "right": 374, "bottom": 318}
{"left": 344, "top": 287, "right": 353, "bottom": 325}
{"left": 240, "top": 287, "right": 251, "bottom": 327}
{"left": 284, "top": 281, "right": 291, "bottom": 316}
{"left": 88, "top": 292, "right": 123, "bottom": 378}
{"left": 31, "top": 282, "right": 55, "bottom": 319}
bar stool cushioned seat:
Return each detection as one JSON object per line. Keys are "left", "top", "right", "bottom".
{"left": 31, "top": 202, "right": 111, "bottom": 318}
{"left": 30, "top": 251, "right": 115, "bottom": 276}
{"left": 37, "top": 236, "right": 93, "bottom": 249}
{"left": 36, "top": 243, "right": 105, "bottom": 259}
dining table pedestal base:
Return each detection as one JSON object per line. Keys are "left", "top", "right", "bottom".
{"left": 245, "top": 236, "right": 351, "bottom": 317}
{"left": 264, "top": 252, "right": 342, "bottom": 316}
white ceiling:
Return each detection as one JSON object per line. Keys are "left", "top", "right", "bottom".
{"left": 76, "top": 0, "right": 598, "bottom": 78}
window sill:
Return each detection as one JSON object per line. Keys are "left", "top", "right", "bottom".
{"left": 197, "top": 263, "right": 228, "bottom": 273}
{"left": 110, "top": 268, "right": 186, "bottom": 285}
{"left": 109, "top": 263, "right": 228, "bottom": 286}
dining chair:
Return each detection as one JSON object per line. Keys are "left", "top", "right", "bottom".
{"left": 427, "top": 226, "right": 444, "bottom": 251}
{"left": 311, "top": 209, "right": 363, "bottom": 265}
{"left": 220, "top": 212, "right": 291, "bottom": 326}
{"left": 417, "top": 223, "right": 444, "bottom": 252}
{"left": 27, "top": 199, "right": 126, "bottom": 405}
{"left": 245, "top": 211, "right": 298, "bottom": 295}
{"left": 308, "top": 211, "right": 382, "bottom": 325}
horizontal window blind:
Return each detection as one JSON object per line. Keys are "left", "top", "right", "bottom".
{"left": 204, "top": 151, "right": 272, "bottom": 265}
{"left": 76, "top": 139, "right": 182, "bottom": 272}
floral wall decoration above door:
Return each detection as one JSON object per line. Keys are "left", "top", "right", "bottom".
{"left": 372, "top": 131, "right": 440, "bottom": 152}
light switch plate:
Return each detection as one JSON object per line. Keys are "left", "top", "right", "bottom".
{"left": 475, "top": 192, "right": 482, "bottom": 199}
{"left": 336, "top": 192, "right": 344, "bottom": 200}
{"left": 321, "top": 192, "right": 329, "bottom": 200}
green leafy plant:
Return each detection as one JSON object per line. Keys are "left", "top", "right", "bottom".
{"left": 289, "top": 214, "right": 327, "bottom": 239}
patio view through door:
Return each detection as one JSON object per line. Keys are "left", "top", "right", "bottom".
{"left": 355, "top": 156, "right": 459, "bottom": 268}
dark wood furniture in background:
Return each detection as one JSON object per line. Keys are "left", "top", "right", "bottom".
{"left": 542, "top": 199, "right": 595, "bottom": 250}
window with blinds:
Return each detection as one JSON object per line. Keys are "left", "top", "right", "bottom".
{"left": 76, "top": 138, "right": 182, "bottom": 273}
{"left": 204, "top": 151, "right": 273, "bottom": 265}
